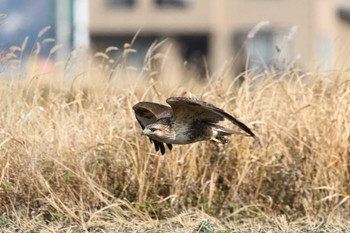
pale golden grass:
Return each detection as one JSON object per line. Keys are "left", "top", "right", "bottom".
{"left": 0, "top": 40, "right": 350, "bottom": 232}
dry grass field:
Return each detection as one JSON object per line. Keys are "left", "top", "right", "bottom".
{"left": 0, "top": 35, "right": 350, "bottom": 232}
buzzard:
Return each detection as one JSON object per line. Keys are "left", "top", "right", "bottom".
{"left": 132, "top": 97, "right": 257, "bottom": 154}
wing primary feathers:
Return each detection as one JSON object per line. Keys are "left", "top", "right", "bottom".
{"left": 136, "top": 119, "right": 145, "bottom": 129}
{"left": 152, "top": 140, "right": 160, "bottom": 152}
{"left": 216, "top": 109, "right": 256, "bottom": 138}
{"left": 158, "top": 142, "right": 166, "bottom": 155}
{"left": 151, "top": 140, "right": 166, "bottom": 155}
{"left": 167, "top": 144, "right": 173, "bottom": 151}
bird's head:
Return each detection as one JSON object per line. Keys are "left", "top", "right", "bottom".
{"left": 141, "top": 122, "right": 174, "bottom": 142}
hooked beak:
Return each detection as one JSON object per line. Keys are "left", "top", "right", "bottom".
{"left": 141, "top": 128, "right": 151, "bottom": 136}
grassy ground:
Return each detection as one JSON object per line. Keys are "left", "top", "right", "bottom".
{"left": 1, "top": 209, "right": 350, "bottom": 232}
{"left": 0, "top": 37, "right": 350, "bottom": 232}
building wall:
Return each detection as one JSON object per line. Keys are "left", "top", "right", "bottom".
{"left": 89, "top": 0, "right": 350, "bottom": 73}
{"left": 90, "top": 0, "right": 211, "bottom": 34}
{"left": 209, "top": 0, "right": 316, "bottom": 71}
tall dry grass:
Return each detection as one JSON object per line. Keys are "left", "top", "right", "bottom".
{"left": 0, "top": 34, "right": 350, "bottom": 231}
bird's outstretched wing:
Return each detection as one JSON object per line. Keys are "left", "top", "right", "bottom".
{"left": 166, "top": 97, "right": 256, "bottom": 138}
{"left": 132, "top": 101, "right": 173, "bottom": 154}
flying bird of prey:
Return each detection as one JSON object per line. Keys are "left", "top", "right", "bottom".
{"left": 133, "top": 97, "right": 256, "bottom": 155}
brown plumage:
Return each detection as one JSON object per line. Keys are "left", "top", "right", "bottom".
{"left": 132, "top": 97, "right": 256, "bottom": 155}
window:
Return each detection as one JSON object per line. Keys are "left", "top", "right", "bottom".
{"left": 108, "top": 0, "right": 135, "bottom": 8}
{"left": 156, "top": 0, "right": 191, "bottom": 7}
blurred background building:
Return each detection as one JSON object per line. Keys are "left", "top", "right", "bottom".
{"left": 90, "top": 0, "right": 350, "bottom": 74}
{"left": 1, "top": 0, "right": 350, "bottom": 75}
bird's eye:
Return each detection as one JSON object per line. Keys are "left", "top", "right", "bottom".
{"left": 149, "top": 128, "right": 156, "bottom": 132}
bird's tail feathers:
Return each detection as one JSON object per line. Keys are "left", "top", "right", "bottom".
{"left": 211, "top": 124, "right": 252, "bottom": 137}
